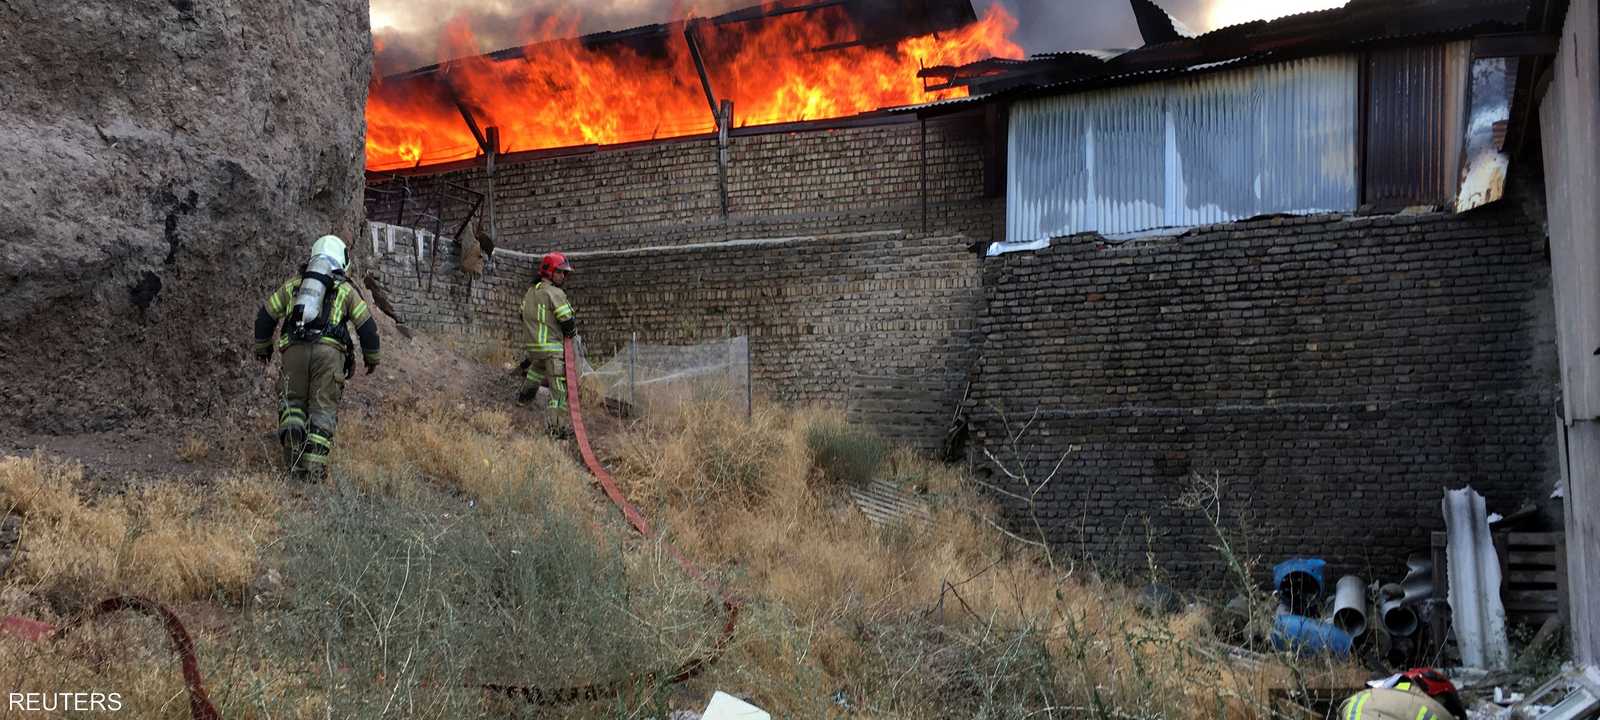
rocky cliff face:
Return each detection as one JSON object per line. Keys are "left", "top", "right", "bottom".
{"left": 0, "top": 0, "right": 370, "bottom": 432}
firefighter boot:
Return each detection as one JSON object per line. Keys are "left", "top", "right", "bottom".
{"left": 303, "top": 425, "right": 334, "bottom": 483}
{"left": 280, "top": 427, "right": 308, "bottom": 480}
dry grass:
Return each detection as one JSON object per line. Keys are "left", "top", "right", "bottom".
{"left": 334, "top": 400, "right": 596, "bottom": 516}
{"left": 609, "top": 400, "right": 1364, "bottom": 718}
{"left": 0, "top": 604, "right": 321, "bottom": 720}
{"left": 442, "top": 331, "right": 521, "bottom": 368}
{"left": 0, "top": 394, "right": 1362, "bottom": 719}
{"left": 176, "top": 434, "right": 211, "bottom": 464}
{"left": 0, "top": 455, "right": 279, "bottom": 606}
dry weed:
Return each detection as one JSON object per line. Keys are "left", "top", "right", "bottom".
{"left": 0, "top": 395, "right": 1364, "bottom": 720}
{"left": 334, "top": 401, "right": 594, "bottom": 515}
{"left": 0, "top": 455, "right": 280, "bottom": 605}
{"left": 606, "top": 401, "right": 1363, "bottom": 718}
{"left": 176, "top": 434, "right": 211, "bottom": 464}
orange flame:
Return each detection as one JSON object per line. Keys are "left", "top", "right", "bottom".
{"left": 365, "top": 4, "right": 1020, "bottom": 171}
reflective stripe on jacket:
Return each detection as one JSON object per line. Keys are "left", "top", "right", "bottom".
{"left": 1339, "top": 686, "right": 1455, "bottom": 720}
{"left": 520, "top": 280, "right": 573, "bottom": 357}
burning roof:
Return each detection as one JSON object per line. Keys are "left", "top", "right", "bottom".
{"left": 910, "top": 0, "right": 1532, "bottom": 107}
{"left": 366, "top": 0, "right": 1022, "bottom": 172}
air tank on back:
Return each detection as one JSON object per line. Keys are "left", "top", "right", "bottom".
{"left": 290, "top": 253, "right": 343, "bottom": 334}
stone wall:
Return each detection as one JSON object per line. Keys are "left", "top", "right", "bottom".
{"left": 366, "top": 115, "right": 1001, "bottom": 255}
{"left": 368, "top": 222, "right": 981, "bottom": 451}
{"left": 967, "top": 206, "right": 1560, "bottom": 589}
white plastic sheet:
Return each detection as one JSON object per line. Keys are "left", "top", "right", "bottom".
{"left": 702, "top": 691, "right": 770, "bottom": 720}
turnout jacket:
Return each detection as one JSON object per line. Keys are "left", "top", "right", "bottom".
{"left": 253, "top": 275, "right": 381, "bottom": 368}
{"left": 520, "top": 280, "right": 575, "bottom": 358}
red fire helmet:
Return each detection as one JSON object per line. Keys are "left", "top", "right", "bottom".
{"left": 1400, "top": 668, "right": 1465, "bottom": 718}
{"left": 540, "top": 252, "right": 573, "bottom": 279}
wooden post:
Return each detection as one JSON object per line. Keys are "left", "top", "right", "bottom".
{"left": 920, "top": 117, "right": 929, "bottom": 234}
{"left": 717, "top": 100, "right": 733, "bottom": 218}
{"left": 485, "top": 126, "right": 499, "bottom": 257}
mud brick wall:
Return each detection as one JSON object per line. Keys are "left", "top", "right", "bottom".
{"left": 368, "top": 222, "right": 981, "bottom": 451}
{"left": 968, "top": 207, "right": 1560, "bottom": 591}
{"left": 364, "top": 222, "right": 537, "bottom": 343}
{"left": 366, "top": 116, "right": 1001, "bottom": 254}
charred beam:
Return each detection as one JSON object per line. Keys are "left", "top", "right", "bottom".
{"left": 455, "top": 101, "right": 492, "bottom": 155}
{"left": 711, "top": 0, "right": 849, "bottom": 26}
{"left": 717, "top": 100, "right": 733, "bottom": 218}
{"left": 1471, "top": 32, "right": 1559, "bottom": 59}
{"left": 684, "top": 21, "right": 720, "bottom": 118}
{"left": 485, "top": 126, "right": 499, "bottom": 255}
{"left": 1130, "top": 0, "right": 1188, "bottom": 47}
{"left": 810, "top": 38, "right": 902, "bottom": 54}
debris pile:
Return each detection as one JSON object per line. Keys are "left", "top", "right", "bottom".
{"left": 1218, "top": 485, "right": 1577, "bottom": 720}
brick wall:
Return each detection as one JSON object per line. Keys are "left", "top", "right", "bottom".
{"left": 367, "top": 116, "right": 1000, "bottom": 254}
{"left": 367, "top": 222, "right": 981, "bottom": 451}
{"left": 967, "top": 207, "right": 1560, "bottom": 589}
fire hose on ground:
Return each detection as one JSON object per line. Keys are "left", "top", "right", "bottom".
{"left": 0, "top": 338, "right": 740, "bottom": 718}
{"left": 484, "top": 338, "right": 743, "bottom": 703}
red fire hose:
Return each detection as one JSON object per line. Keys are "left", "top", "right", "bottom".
{"left": 0, "top": 596, "right": 220, "bottom": 720}
{"left": 0, "top": 338, "right": 740, "bottom": 716}
{"left": 468, "top": 338, "right": 747, "bottom": 704}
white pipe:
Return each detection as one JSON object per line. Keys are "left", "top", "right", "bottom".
{"left": 1332, "top": 575, "right": 1369, "bottom": 637}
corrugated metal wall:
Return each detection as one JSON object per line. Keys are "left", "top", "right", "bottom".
{"left": 1005, "top": 55, "right": 1359, "bottom": 245}
{"left": 1365, "top": 45, "right": 1451, "bottom": 207}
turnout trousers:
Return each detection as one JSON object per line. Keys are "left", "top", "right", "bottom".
{"left": 278, "top": 342, "right": 346, "bottom": 476}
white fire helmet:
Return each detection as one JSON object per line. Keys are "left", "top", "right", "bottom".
{"left": 310, "top": 235, "right": 348, "bottom": 271}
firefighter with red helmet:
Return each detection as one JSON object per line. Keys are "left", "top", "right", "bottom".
{"left": 1338, "top": 668, "right": 1467, "bottom": 720}
{"left": 519, "top": 251, "right": 577, "bottom": 434}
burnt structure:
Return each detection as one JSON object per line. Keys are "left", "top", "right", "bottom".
{"left": 365, "top": 0, "right": 1588, "bottom": 632}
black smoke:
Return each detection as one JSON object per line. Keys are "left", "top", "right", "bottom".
{"left": 369, "top": 0, "right": 1215, "bottom": 76}
{"left": 973, "top": 0, "right": 1211, "bottom": 55}
{"left": 372, "top": 0, "right": 748, "bottom": 75}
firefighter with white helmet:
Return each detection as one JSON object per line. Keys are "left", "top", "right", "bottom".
{"left": 252, "top": 234, "right": 380, "bottom": 480}
{"left": 519, "top": 251, "right": 577, "bottom": 435}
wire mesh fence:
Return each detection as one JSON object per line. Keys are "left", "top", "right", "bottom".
{"left": 579, "top": 335, "right": 751, "bottom": 419}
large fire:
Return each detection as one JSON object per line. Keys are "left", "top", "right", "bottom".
{"left": 365, "top": 4, "right": 1021, "bottom": 171}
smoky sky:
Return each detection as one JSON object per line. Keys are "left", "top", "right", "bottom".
{"left": 369, "top": 0, "right": 1214, "bottom": 74}
{"left": 976, "top": 0, "right": 1211, "bottom": 53}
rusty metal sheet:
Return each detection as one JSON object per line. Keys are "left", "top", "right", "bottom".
{"left": 1364, "top": 43, "right": 1462, "bottom": 207}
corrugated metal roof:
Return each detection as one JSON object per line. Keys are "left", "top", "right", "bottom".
{"left": 886, "top": 93, "right": 994, "bottom": 113}
{"left": 919, "top": 0, "right": 1529, "bottom": 107}
{"left": 1031, "top": 48, "right": 1133, "bottom": 62}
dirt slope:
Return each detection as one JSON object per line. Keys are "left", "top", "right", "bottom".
{"left": 0, "top": 0, "right": 370, "bottom": 433}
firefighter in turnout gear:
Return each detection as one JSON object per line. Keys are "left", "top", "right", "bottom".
{"left": 1337, "top": 669, "right": 1465, "bottom": 720}
{"left": 519, "top": 252, "right": 577, "bottom": 435}
{"left": 253, "top": 235, "right": 381, "bottom": 480}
